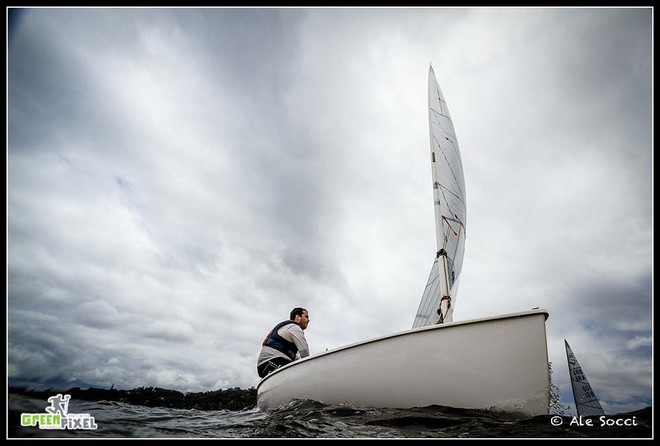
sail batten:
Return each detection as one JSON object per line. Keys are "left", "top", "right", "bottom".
{"left": 413, "top": 65, "right": 467, "bottom": 329}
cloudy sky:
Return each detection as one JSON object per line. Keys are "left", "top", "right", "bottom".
{"left": 7, "top": 7, "right": 652, "bottom": 415}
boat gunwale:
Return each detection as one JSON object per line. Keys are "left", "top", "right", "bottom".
{"left": 257, "top": 308, "right": 549, "bottom": 390}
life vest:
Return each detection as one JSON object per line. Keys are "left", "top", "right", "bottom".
{"left": 262, "top": 320, "right": 299, "bottom": 361}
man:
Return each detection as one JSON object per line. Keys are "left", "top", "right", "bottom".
{"left": 257, "top": 307, "right": 310, "bottom": 378}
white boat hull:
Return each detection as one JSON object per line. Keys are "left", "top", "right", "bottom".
{"left": 257, "top": 310, "right": 550, "bottom": 417}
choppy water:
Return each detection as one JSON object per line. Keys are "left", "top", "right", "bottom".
{"left": 8, "top": 394, "right": 652, "bottom": 439}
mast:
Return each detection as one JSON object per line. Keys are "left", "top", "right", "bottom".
{"left": 565, "top": 339, "right": 605, "bottom": 417}
{"left": 413, "top": 65, "right": 467, "bottom": 328}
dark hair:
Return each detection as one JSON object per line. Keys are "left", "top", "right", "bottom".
{"left": 290, "top": 307, "right": 307, "bottom": 320}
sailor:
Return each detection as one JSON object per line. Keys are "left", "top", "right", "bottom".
{"left": 257, "top": 308, "right": 310, "bottom": 378}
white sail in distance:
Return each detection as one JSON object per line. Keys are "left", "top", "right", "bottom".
{"left": 565, "top": 339, "right": 606, "bottom": 417}
{"left": 413, "top": 65, "right": 467, "bottom": 328}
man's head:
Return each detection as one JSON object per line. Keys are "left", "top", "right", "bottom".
{"left": 290, "top": 307, "right": 310, "bottom": 330}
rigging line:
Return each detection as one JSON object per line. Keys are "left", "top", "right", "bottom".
{"left": 424, "top": 274, "right": 440, "bottom": 288}
{"left": 429, "top": 102, "right": 449, "bottom": 120}
{"left": 432, "top": 91, "right": 450, "bottom": 117}
{"left": 445, "top": 230, "right": 463, "bottom": 261}
{"left": 446, "top": 222, "right": 465, "bottom": 271}
{"left": 435, "top": 183, "right": 464, "bottom": 220}
{"left": 444, "top": 216, "right": 465, "bottom": 231}
{"left": 433, "top": 134, "right": 466, "bottom": 202}
{"left": 430, "top": 110, "right": 460, "bottom": 153}
{"left": 430, "top": 106, "right": 451, "bottom": 121}
{"left": 438, "top": 96, "right": 450, "bottom": 112}
{"left": 452, "top": 233, "right": 465, "bottom": 262}
{"left": 443, "top": 213, "right": 465, "bottom": 228}
{"left": 442, "top": 224, "right": 456, "bottom": 257}
{"left": 433, "top": 155, "right": 464, "bottom": 204}
{"left": 434, "top": 182, "right": 464, "bottom": 206}
{"left": 435, "top": 186, "right": 463, "bottom": 226}
{"left": 430, "top": 114, "right": 462, "bottom": 175}
{"left": 429, "top": 106, "right": 456, "bottom": 137}
{"left": 436, "top": 195, "right": 465, "bottom": 277}
{"left": 442, "top": 215, "right": 459, "bottom": 236}
{"left": 442, "top": 135, "right": 463, "bottom": 174}
{"left": 436, "top": 134, "right": 462, "bottom": 170}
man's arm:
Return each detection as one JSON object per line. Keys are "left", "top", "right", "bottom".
{"left": 281, "top": 324, "right": 310, "bottom": 358}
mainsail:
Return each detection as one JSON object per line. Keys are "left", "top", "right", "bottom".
{"left": 565, "top": 339, "right": 605, "bottom": 417}
{"left": 413, "top": 65, "right": 467, "bottom": 328}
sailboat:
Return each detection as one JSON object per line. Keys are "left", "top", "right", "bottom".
{"left": 256, "top": 66, "right": 551, "bottom": 417}
{"left": 564, "top": 339, "right": 605, "bottom": 416}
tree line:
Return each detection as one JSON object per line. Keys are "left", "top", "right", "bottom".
{"left": 9, "top": 385, "right": 257, "bottom": 411}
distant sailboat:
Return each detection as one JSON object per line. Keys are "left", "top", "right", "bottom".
{"left": 565, "top": 339, "right": 605, "bottom": 416}
{"left": 256, "top": 65, "right": 551, "bottom": 417}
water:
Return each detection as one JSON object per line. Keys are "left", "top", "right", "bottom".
{"left": 8, "top": 394, "right": 652, "bottom": 438}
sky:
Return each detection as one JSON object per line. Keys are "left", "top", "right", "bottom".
{"left": 7, "top": 7, "right": 653, "bottom": 416}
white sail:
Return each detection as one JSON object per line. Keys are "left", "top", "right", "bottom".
{"left": 413, "top": 65, "right": 467, "bottom": 328}
{"left": 565, "top": 339, "right": 605, "bottom": 417}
